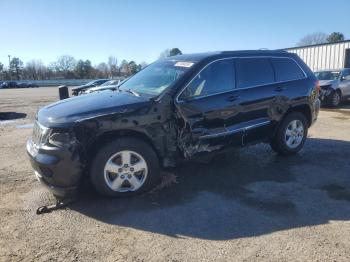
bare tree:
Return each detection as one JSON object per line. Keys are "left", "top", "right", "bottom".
{"left": 96, "top": 62, "right": 109, "bottom": 78}
{"left": 108, "top": 56, "right": 118, "bottom": 78}
{"left": 298, "top": 32, "right": 328, "bottom": 46}
{"left": 25, "top": 60, "right": 37, "bottom": 79}
{"left": 53, "top": 55, "right": 77, "bottom": 77}
{"left": 25, "top": 60, "right": 45, "bottom": 80}
{"left": 0, "top": 50, "right": 173, "bottom": 80}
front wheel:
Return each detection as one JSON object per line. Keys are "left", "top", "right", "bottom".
{"left": 270, "top": 112, "right": 308, "bottom": 156}
{"left": 90, "top": 138, "right": 161, "bottom": 197}
{"left": 329, "top": 90, "right": 341, "bottom": 107}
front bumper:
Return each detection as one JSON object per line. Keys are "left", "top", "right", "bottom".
{"left": 26, "top": 139, "right": 83, "bottom": 198}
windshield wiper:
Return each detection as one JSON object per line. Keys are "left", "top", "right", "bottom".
{"left": 123, "top": 89, "right": 140, "bottom": 97}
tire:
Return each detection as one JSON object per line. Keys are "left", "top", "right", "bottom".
{"left": 329, "top": 90, "right": 341, "bottom": 107}
{"left": 90, "top": 137, "right": 161, "bottom": 197}
{"left": 270, "top": 112, "right": 308, "bottom": 156}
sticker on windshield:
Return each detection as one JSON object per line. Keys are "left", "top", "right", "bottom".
{"left": 174, "top": 61, "right": 194, "bottom": 68}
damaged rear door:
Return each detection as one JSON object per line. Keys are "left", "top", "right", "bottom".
{"left": 174, "top": 58, "right": 242, "bottom": 158}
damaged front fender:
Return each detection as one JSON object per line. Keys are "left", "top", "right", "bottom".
{"left": 74, "top": 95, "right": 181, "bottom": 168}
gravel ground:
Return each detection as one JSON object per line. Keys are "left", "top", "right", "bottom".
{"left": 1, "top": 87, "right": 350, "bottom": 262}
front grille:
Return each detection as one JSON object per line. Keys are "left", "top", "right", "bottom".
{"left": 32, "top": 121, "right": 50, "bottom": 147}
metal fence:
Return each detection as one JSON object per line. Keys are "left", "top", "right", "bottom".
{"left": 14, "top": 79, "right": 95, "bottom": 87}
{"left": 0, "top": 77, "right": 127, "bottom": 87}
{"left": 285, "top": 40, "right": 350, "bottom": 71}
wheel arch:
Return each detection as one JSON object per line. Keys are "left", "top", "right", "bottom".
{"left": 271, "top": 104, "right": 312, "bottom": 140}
{"left": 335, "top": 88, "right": 342, "bottom": 96}
{"left": 285, "top": 104, "right": 312, "bottom": 127}
{"left": 85, "top": 129, "right": 162, "bottom": 170}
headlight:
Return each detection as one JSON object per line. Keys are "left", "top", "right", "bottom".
{"left": 32, "top": 121, "right": 76, "bottom": 148}
{"left": 48, "top": 131, "right": 75, "bottom": 147}
{"left": 32, "top": 121, "right": 50, "bottom": 146}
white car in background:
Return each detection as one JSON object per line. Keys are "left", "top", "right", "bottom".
{"left": 82, "top": 79, "right": 125, "bottom": 94}
{"left": 315, "top": 68, "right": 350, "bottom": 107}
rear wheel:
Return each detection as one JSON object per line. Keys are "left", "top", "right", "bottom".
{"left": 90, "top": 138, "right": 161, "bottom": 197}
{"left": 270, "top": 112, "right": 308, "bottom": 156}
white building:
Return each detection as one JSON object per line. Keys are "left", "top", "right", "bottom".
{"left": 285, "top": 40, "right": 350, "bottom": 71}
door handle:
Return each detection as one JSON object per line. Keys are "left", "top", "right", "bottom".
{"left": 274, "top": 86, "right": 286, "bottom": 92}
{"left": 227, "top": 95, "right": 240, "bottom": 102}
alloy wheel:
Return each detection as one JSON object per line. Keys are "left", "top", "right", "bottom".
{"left": 284, "top": 120, "right": 304, "bottom": 149}
{"left": 104, "top": 150, "right": 148, "bottom": 192}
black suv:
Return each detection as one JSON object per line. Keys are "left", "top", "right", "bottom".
{"left": 27, "top": 50, "right": 320, "bottom": 198}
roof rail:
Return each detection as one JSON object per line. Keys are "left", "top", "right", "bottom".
{"left": 221, "top": 49, "right": 287, "bottom": 54}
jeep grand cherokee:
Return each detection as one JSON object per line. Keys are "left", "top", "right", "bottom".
{"left": 27, "top": 50, "right": 320, "bottom": 198}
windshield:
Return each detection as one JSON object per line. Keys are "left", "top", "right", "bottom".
{"left": 119, "top": 60, "right": 194, "bottom": 97}
{"left": 314, "top": 71, "right": 340, "bottom": 80}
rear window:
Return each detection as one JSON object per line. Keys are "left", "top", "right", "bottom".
{"left": 271, "top": 58, "right": 305, "bottom": 82}
{"left": 236, "top": 58, "right": 274, "bottom": 89}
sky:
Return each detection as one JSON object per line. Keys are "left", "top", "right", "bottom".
{"left": 0, "top": 0, "right": 349, "bottom": 66}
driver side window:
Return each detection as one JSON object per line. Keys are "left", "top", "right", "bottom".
{"left": 179, "top": 59, "right": 235, "bottom": 100}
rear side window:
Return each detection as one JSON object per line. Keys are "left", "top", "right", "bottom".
{"left": 271, "top": 58, "right": 305, "bottom": 82}
{"left": 180, "top": 59, "right": 235, "bottom": 99}
{"left": 236, "top": 58, "right": 274, "bottom": 89}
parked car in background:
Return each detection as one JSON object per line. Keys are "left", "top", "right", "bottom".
{"left": 0, "top": 81, "right": 18, "bottom": 89}
{"left": 315, "top": 68, "right": 350, "bottom": 107}
{"left": 99, "top": 79, "right": 122, "bottom": 87}
{"left": 17, "top": 83, "right": 28, "bottom": 88}
{"left": 27, "top": 82, "right": 39, "bottom": 88}
{"left": 71, "top": 79, "right": 109, "bottom": 96}
{"left": 17, "top": 82, "right": 39, "bottom": 88}
{"left": 27, "top": 50, "right": 320, "bottom": 199}
{"left": 80, "top": 79, "right": 127, "bottom": 95}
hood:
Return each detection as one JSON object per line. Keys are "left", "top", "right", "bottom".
{"left": 319, "top": 80, "right": 336, "bottom": 87}
{"left": 37, "top": 90, "right": 150, "bottom": 127}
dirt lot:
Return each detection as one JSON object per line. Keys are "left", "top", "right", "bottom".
{"left": 1, "top": 87, "right": 350, "bottom": 262}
